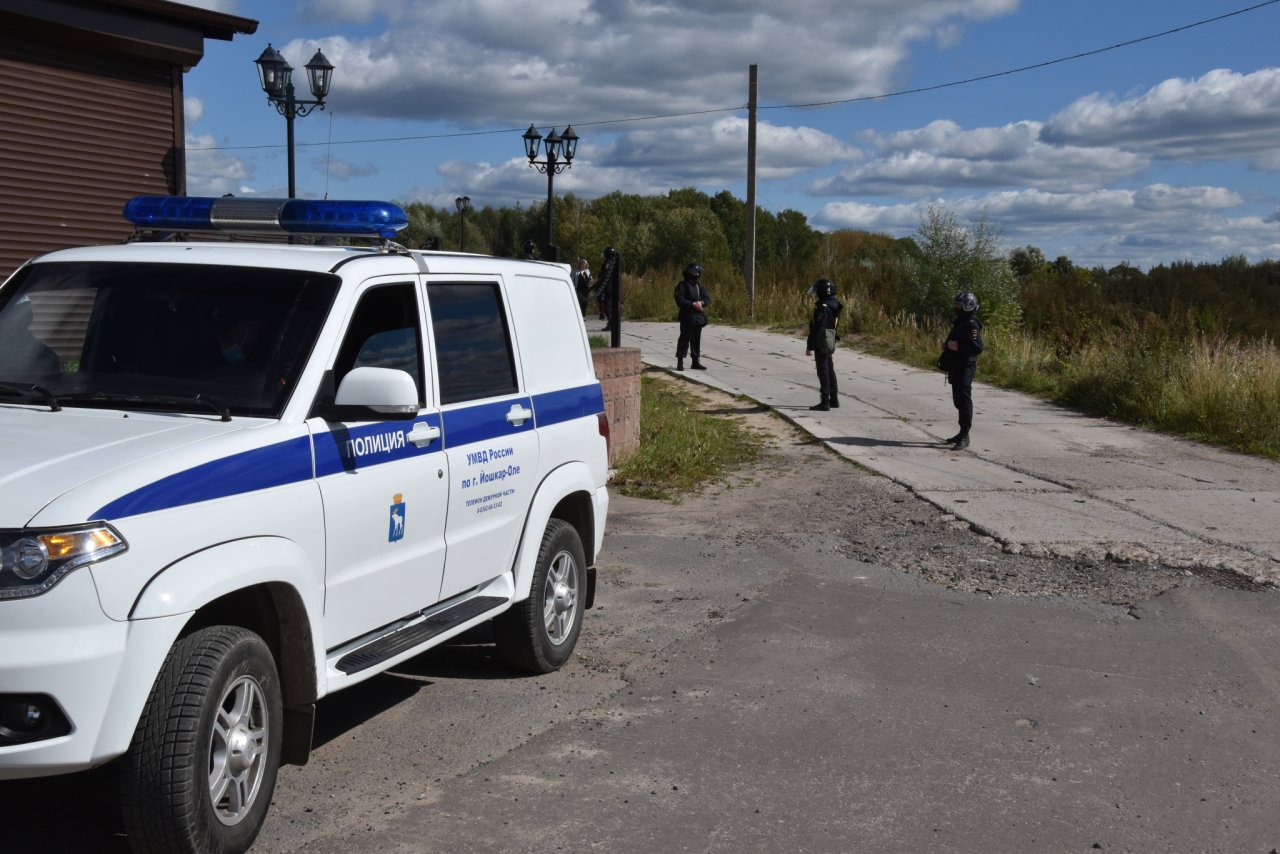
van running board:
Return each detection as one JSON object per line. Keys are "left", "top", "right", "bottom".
{"left": 335, "top": 596, "right": 507, "bottom": 674}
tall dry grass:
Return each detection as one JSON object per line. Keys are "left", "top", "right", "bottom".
{"left": 618, "top": 272, "right": 1280, "bottom": 460}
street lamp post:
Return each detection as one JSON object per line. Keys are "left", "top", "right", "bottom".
{"left": 522, "top": 124, "right": 578, "bottom": 262}
{"left": 455, "top": 195, "right": 471, "bottom": 252}
{"left": 255, "top": 43, "right": 334, "bottom": 199}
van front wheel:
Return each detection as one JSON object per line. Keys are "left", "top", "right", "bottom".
{"left": 495, "top": 518, "right": 586, "bottom": 673}
{"left": 120, "top": 625, "right": 283, "bottom": 854}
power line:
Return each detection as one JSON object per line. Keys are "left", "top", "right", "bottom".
{"left": 765, "top": 0, "right": 1280, "bottom": 110}
{"left": 189, "top": 0, "right": 1278, "bottom": 153}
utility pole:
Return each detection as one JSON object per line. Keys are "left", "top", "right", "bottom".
{"left": 745, "top": 64, "right": 758, "bottom": 316}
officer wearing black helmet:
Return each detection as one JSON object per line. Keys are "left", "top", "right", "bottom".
{"left": 804, "top": 277, "right": 842, "bottom": 410}
{"left": 674, "top": 262, "right": 710, "bottom": 370}
{"left": 941, "top": 290, "right": 983, "bottom": 450}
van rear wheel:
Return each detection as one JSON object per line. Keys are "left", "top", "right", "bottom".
{"left": 120, "top": 625, "right": 282, "bottom": 854}
{"left": 495, "top": 518, "right": 586, "bottom": 673}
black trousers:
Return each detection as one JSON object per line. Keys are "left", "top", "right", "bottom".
{"left": 814, "top": 351, "right": 837, "bottom": 398}
{"left": 949, "top": 362, "right": 976, "bottom": 430}
{"left": 676, "top": 322, "right": 703, "bottom": 359}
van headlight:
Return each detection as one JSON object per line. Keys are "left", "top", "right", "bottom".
{"left": 0, "top": 526, "right": 127, "bottom": 599}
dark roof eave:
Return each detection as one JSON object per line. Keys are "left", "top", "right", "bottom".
{"left": 100, "top": 0, "right": 258, "bottom": 40}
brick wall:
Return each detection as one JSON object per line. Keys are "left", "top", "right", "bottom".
{"left": 592, "top": 347, "right": 641, "bottom": 467}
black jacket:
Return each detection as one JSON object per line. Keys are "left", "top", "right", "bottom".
{"left": 806, "top": 297, "right": 842, "bottom": 351}
{"left": 945, "top": 311, "right": 984, "bottom": 369}
{"left": 674, "top": 278, "right": 710, "bottom": 324}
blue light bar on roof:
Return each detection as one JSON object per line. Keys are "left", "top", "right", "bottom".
{"left": 123, "top": 196, "right": 409, "bottom": 239}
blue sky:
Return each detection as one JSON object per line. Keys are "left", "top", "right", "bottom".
{"left": 180, "top": 0, "right": 1280, "bottom": 268}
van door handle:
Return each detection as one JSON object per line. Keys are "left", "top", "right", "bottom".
{"left": 407, "top": 422, "right": 441, "bottom": 447}
{"left": 506, "top": 403, "right": 533, "bottom": 427}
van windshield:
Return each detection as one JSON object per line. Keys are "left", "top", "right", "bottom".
{"left": 0, "top": 261, "right": 339, "bottom": 418}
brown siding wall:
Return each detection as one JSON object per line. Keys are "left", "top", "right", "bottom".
{"left": 592, "top": 347, "right": 642, "bottom": 467}
{"left": 0, "top": 33, "right": 178, "bottom": 280}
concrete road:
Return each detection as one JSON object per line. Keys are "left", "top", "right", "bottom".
{"left": 620, "top": 322, "right": 1280, "bottom": 585}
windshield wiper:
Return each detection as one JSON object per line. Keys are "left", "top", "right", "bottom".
{"left": 56, "top": 392, "right": 232, "bottom": 422}
{"left": 0, "top": 382, "right": 61, "bottom": 412}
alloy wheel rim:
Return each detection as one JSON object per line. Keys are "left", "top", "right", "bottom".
{"left": 208, "top": 674, "right": 270, "bottom": 826}
{"left": 542, "top": 549, "right": 579, "bottom": 646}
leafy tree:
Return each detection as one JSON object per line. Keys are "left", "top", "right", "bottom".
{"left": 773, "top": 209, "right": 820, "bottom": 271}
{"left": 398, "top": 202, "right": 444, "bottom": 250}
{"left": 1008, "top": 245, "right": 1047, "bottom": 284}
{"left": 589, "top": 192, "right": 658, "bottom": 272}
{"left": 710, "top": 190, "right": 746, "bottom": 271}
{"left": 652, "top": 206, "right": 731, "bottom": 269}
{"left": 908, "top": 204, "right": 1021, "bottom": 330}
{"left": 662, "top": 187, "right": 714, "bottom": 212}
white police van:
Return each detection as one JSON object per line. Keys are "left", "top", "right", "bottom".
{"left": 0, "top": 196, "right": 610, "bottom": 853}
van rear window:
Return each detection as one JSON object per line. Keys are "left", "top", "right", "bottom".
{"left": 427, "top": 282, "right": 518, "bottom": 404}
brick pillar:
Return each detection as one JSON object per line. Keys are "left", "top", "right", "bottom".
{"left": 591, "top": 347, "right": 641, "bottom": 467}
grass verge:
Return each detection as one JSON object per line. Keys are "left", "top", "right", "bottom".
{"left": 612, "top": 371, "right": 768, "bottom": 501}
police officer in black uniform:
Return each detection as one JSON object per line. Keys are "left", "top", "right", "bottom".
{"left": 804, "top": 277, "right": 842, "bottom": 411}
{"left": 943, "top": 290, "right": 983, "bottom": 450}
{"left": 674, "top": 262, "right": 710, "bottom": 370}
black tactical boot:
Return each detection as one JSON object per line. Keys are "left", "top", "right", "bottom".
{"left": 951, "top": 432, "right": 970, "bottom": 451}
{"left": 676, "top": 358, "right": 684, "bottom": 371}
{"left": 828, "top": 395, "right": 839, "bottom": 409}
{"left": 944, "top": 431, "right": 964, "bottom": 444}
{"left": 809, "top": 395, "right": 830, "bottom": 411}
{"left": 691, "top": 360, "right": 707, "bottom": 370}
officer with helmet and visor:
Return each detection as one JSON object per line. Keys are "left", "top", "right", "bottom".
{"left": 674, "top": 262, "right": 710, "bottom": 370}
{"left": 941, "top": 290, "right": 984, "bottom": 450}
{"left": 804, "top": 277, "right": 842, "bottom": 410}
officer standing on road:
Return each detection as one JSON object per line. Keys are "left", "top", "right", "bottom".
{"left": 942, "top": 290, "right": 983, "bottom": 450}
{"left": 804, "top": 278, "right": 842, "bottom": 411}
{"left": 674, "top": 262, "right": 710, "bottom": 371}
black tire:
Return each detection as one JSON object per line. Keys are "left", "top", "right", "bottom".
{"left": 120, "top": 626, "right": 283, "bottom": 854}
{"left": 495, "top": 518, "right": 587, "bottom": 673}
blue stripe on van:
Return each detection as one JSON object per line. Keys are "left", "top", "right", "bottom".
{"left": 313, "top": 414, "right": 444, "bottom": 478}
{"left": 532, "top": 383, "right": 605, "bottom": 426}
{"left": 441, "top": 396, "right": 534, "bottom": 446}
{"left": 90, "top": 384, "right": 602, "bottom": 520}
{"left": 93, "top": 436, "right": 314, "bottom": 520}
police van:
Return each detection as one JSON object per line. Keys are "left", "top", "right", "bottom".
{"left": 0, "top": 196, "right": 610, "bottom": 853}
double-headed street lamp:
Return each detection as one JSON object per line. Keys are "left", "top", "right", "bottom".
{"left": 522, "top": 124, "right": 578, "bottom": 262}
{"left": 455, "top": 195, "right": 471, "bottom": 252}
{"left": 254, "top": 43, "right": 335, "bottom": 199}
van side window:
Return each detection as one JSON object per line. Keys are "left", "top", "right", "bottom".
{"left": 427, "top": 282, "right": 518, "bottom": 404}
{"left": 334, "top": 283, "right": 423, "bottom": 403}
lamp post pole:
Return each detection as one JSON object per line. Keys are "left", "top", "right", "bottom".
{"left": 282, "top": 81, "right": 298, "bottom": 199}
{"left": 522, "top": 124, "right": 578, "bottom": 262}
{"left": 455, "top": 195, "right": 471, "bottom": 252}
{"left": 255, "top": 44, "right": 334, "bottom": 199}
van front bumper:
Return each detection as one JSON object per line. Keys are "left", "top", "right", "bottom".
{"left": 0, "top": 570, "right": 186, "bottom": 779}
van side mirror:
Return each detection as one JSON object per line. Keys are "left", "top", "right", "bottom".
{"left": 333, "top": 366, "right": 419, "bottom": 416}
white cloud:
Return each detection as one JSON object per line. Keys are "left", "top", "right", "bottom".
{"left": 402, "top": 155, "right": 671, "bottom": 209}
{"left": 311, "top": 157, "right": 379, "bottom": 181}
{"left": 1041, "top": 68, "right": 1280, "bottom": 168}
{"left": 185, "top": 132, "right": 253, "bottom": 196}
{"left": 286, "top": 0, "right": 1020, "bottom": 124}
{"left": 601, "top": 117, "right": 857, "bottom": 183}
{"left": 184, "top": 96, "right": 204, "bottom": 125}
{"left": 813, "top": 119, "right": 1147, "bottom": 195}
{"left": 817, "top": 184, "right": 1272, "bottom": 268}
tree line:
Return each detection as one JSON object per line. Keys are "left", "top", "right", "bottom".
{"left": 398, "top": 188, "right": 1280, "bottom": 344}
